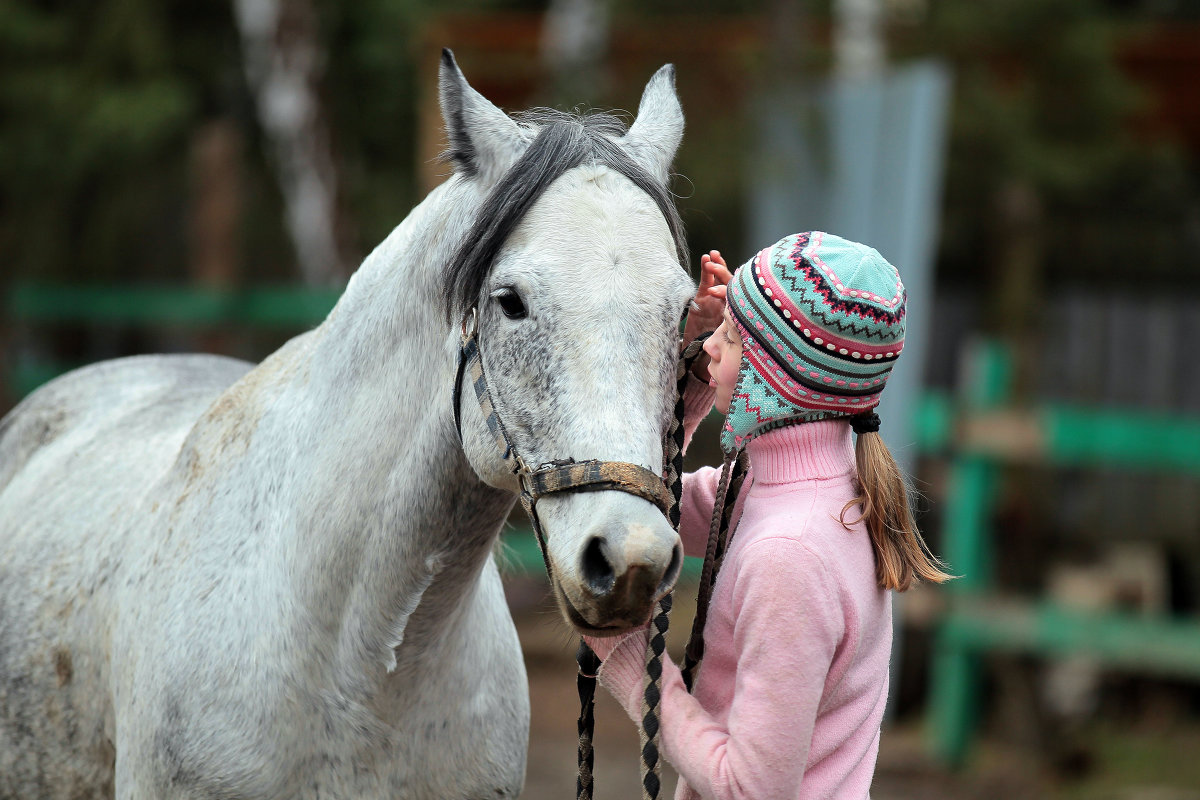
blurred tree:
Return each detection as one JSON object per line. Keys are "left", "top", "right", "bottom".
{"left": 541, "top": 0, "right": 610, "bottom": 100}
{"left": 315, "top": 0, "right": 429, "bottom": 254}
{"left": 234, "top": 0, "right": 354, "bottom": 286}
{"left": 0, "top": 0, "right": 206, "bottom": 282}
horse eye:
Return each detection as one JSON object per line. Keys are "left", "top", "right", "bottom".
{"left": 495, "top": 288, "right": 527, "bottom": 320}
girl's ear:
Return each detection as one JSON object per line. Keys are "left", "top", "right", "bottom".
{"left": 622, "top": 64, "right": 684, "bottom": 185}
{"left": 438, "top": 49, "right": 527, "bottom": 185}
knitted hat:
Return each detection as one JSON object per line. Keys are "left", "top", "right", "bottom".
{"left": 721, "top": 231, "right": 906, "bottom": 453}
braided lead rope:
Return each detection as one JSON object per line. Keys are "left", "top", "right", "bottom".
{"left": 664, "top": 335, "right": 711, "bottom": 530}
{"left": 639, "top": 593, "right": 672, "bottom": 800}
{"left": 680, "top": 451, "right": 749, "bottom": 692}
{"left": 681, "top": 455, "right": 734, "bottom": 691}
{"left": 576, "top": 643, "right": 602, "bottom": 800}
{"left": 710, "top": 452, "right": 750, "bottom": 574}
{"left": 575, "top": 644, "right": 598, "bottom": 800}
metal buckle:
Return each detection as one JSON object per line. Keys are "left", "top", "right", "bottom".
{"left": 513, "top": 453, "right": 532, "bottom": 486}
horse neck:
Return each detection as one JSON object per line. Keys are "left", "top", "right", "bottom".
{"left": 270, "top": 180, "right": 514, "bottom": 685}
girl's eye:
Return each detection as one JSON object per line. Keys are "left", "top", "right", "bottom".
{"left": 494, "top": 288, "right": 527, "bottom": 320}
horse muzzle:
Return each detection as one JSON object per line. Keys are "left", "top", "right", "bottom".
{"left": 548, "top": 513, "right": 683, "bottom": 634}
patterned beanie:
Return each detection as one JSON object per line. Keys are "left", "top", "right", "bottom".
{"left": 721, "top": 231, "right": 906, "bottom": 454}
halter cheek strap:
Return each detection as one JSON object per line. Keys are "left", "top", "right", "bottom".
{"left": 456, "top": 333, "right": 514, "bottom": 462}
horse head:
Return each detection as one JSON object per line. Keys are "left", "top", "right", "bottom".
{"left": 440, "top": 51, "right": 695, "bottom": 635}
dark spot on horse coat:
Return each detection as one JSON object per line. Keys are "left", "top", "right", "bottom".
{"left": 0, "top": 403, "right": 73, "bottom": 493}
{"left": 30, "top": 407, "right": 69, "bottom": 447}
{"left": 154, "top": 696, "right": 206, "bottom": 793}
{"left": 485, "top": 306, "right": 568, "bottom": 454}
{"left": 54, "top": 649, "right": 72, "bottom": 686}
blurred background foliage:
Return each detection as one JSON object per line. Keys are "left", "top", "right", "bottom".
{"left": 914, "top": 0, "right": 1198, "bottom": 289}
{"left": 3, "top": 0, "right": 1197, "bottom": 290}
{"left": 1, "top": 0, "right": 237, "bottom": 281}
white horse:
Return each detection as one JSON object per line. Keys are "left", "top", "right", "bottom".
{"left": 0, "top": 51, "right": 695, "bottom": 799}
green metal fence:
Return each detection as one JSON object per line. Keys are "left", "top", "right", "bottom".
{"left": 921, "top": 341, "right": 1200, "bottom": 766}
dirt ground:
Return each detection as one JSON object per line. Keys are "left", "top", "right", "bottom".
{"left": 508, "top": 577, "right": 1200, "bottom": 800}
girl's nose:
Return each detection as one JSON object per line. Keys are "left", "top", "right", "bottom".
{"left": 703, "top": 333, "right": 719, "bottom": 361}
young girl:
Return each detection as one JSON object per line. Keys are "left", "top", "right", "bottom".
{"left": 585, "top": 231, "right": 950, "bottom": 799}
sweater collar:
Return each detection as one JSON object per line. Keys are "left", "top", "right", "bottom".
{"left": 745, "top": 420, "right": 856, "bottom": 483}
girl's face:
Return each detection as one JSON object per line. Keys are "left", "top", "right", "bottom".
{"left": 703, "top": 308, "right": 743, "bottom": 415}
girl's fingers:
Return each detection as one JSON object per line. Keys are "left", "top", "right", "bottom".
{"left": 705, "top": 252, "right": 733, "bottom": 284}
{"left": 697, "top": 250, "right": 733, "bottom": 309}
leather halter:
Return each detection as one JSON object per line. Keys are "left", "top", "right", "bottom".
{"left": 451, "top": 308, "right": 673, "bottom": 577}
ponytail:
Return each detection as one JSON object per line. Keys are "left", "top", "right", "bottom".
{"left": 841, "top": 419, "right": 953, "bottom": 592}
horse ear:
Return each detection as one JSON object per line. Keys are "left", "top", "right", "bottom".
{"left": 438, "top": 49, "right": 525, "bottom": 182}
{"left": 622, "top": 64, "right": 684, "bottom": 185}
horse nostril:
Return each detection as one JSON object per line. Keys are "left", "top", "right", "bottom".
{"left": 581, "top": 535, "right": 616, "bottom": 596}
{"left": 656, "top": 541, "right": 683, "bottom": 598}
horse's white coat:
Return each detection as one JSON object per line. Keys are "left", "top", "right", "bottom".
{"left": 0, "top": 58, "right": 693, "bottom": 799}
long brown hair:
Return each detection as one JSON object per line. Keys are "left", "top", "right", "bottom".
{"left": 841, "top": 430, "right": 952, "bottom": 592}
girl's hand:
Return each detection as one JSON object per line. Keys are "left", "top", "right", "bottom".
{"left": 683, "top": 251, "right": 734, "bottom": 381}
{"left": 682, "top": 251, "right": 733, "bottom": 347}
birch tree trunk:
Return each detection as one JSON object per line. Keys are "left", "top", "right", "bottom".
{"left": 833, "top": 0, "right": 884, "bottom": 81}
{"left": 541, "top": 0, "right": 609, "bottom": 102}
{"left": 233, "top": 0, "right": 349, "bottom": 286}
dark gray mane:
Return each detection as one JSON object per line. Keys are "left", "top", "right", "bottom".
{"left": 441, "top": 108, "right": 689, "bottom": 321}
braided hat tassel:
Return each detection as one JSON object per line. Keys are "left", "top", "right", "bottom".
{"left": 681, "top": 450, "right": 748, "bottom": 691}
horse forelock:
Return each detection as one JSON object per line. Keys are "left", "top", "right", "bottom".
{"left": 440, "top": 108, "right": 688, "bottom": 323}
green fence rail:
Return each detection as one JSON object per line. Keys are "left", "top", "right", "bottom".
{"left": 9, "top": 283, "right": 344, "bottom": 328}
{"left": 5, "top": 283, "right": 343, "bottom": 397}
{"left": 924, "top": 341, "right": 1200, "bottom": 767}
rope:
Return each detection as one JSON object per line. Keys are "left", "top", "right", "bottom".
{"left": 639, "top": 593, "right": 672, "bottom": 799}
{"left": 573, "top": 333, "right": 710, "bottom": 800}
{"left": 575, "top": 643, "right": 602, "bottom": 800}
{"left": 635, "top": 334, "right": 708, "bottom": 799}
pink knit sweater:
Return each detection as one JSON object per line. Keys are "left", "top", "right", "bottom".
{"left": 592, "top": 382, "right": 892, "bottom": 800}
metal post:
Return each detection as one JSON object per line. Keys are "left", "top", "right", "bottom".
{"left": 929, "top": 339, "right": 1011, "bottom": 765}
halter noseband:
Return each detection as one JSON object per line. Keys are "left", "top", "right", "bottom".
{"left": 451, "top": 307, "right": 673, "bottom": 578}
